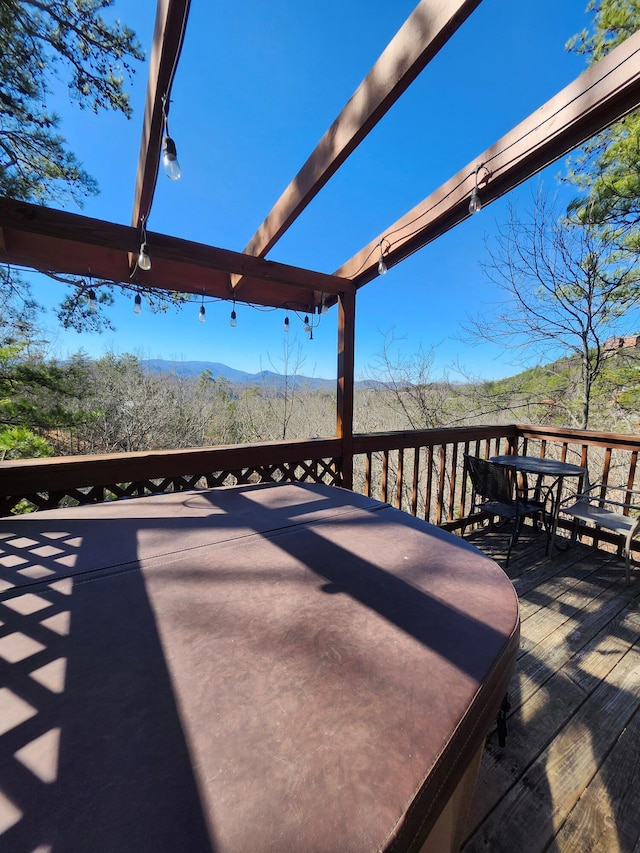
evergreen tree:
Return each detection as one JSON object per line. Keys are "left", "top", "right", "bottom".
{"left": 0, "top": 339, "right": 90, "bottom": 458}
{"left": 0, "top": 1, "right": 145, "bottom": 332}
{"left": 565, "top": 1, "right": 640, "bottom": 255}
{"left": 0, "top": 0, "right": 143, "bottom": 205}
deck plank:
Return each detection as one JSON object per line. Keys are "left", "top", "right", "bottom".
{"left": 551, "top": 703, "right": 640, "bottom": 852}
{"left": 518, "top": 564, "right": 625, "bottom": 653}
{"left": 462, "top": 530, "right": 640, "bottom": 853}
{"left": 464, "top": 642, "right": 640, "bottom": 851}
{"left": 464, "top": 605, "right": 640, "bottom": 840}
{"left": 514, "top": 577, "right": 635, "bottom": 706}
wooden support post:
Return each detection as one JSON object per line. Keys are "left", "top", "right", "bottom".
{"left": 337, "top": 290, "right": 355, "bottom": 490}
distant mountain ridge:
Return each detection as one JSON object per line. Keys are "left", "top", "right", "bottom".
{"left": 142, "top": 359, "right": 361, "bottom": 391}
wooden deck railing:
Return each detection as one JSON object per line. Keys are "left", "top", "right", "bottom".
{"left": 352, "top": 424, "right": 640, "bottom": 532}
{"left": 1, "top": 425, "right": 639, "bottom": 554}
{"left": 0, "top": 437, "right": 343, "bottom": 516}
{"left": 351, "top": 425, "right": 519, "bottom": 530}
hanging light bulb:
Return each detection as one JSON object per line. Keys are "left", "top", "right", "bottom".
{"left": 137, "top": 242, "right": 152, "bottom": 271}
{"left": 377, "top": 240, "right": 388, "bottom": 276}
{"left": 133, "top": 293, "right": 142, "bottom": 314}
{"left": 468, "top": 186, "right": 482, "bottom": 215}
{"left": 469, "top": 164, "right": 483, "bottom": 215}
{"left": 303, "top": 315, "right": 311, "bottom": 334}
{"left": 162, "top": 135, "right": 182, "bottom": 180}
{"left": 87, "top": 289, "right": 97, "bottom": 312}
{"left": 230, "top": 308, "right": 237, "bottom": 327}
{"left": 283, "top": 315, "right": 290, "bottom": 333}
{"left": 198, "top": 304, "right": 206, "bottom": 323}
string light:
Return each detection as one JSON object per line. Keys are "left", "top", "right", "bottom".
{"left": 133, "top": 293, "right": 142, "bottom": 314}
{"left": 283, "top": 315, "right": 290, "bottom": 333}
{"left": 162, "top": 135, "right": 182, "bottom": 181}
{"left": 469, "top": 164, "right": 483, "bottom": 215}
{"left": 230, "top": 302, "right": 237, "bottom": 327}
{"left": 302, "top": 312, "right": 317, "bottom": 340}
{"left": 87, "top": 288, "right": 97, "bottom": 312}
{"left": 377, "top": 239, "right": 389, "bottom": 275}
{"left": 137, "top": 217, "right": 152, "bottom": 271}
{"left": 161, "top": 96, "right": 182, "bottom": 180}
{"left": 137, "top": 243, "right": 151, "bottom": 270}
{"left": 198, "top": 293, "right": 206, "bottom": 323}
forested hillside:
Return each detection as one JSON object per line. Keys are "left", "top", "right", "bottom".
{"left": 2, "top": 344, "right": 639, "bottom": 461}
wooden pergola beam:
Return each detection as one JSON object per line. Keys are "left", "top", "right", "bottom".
{"left": 336, "top": 290, "right": 356, "bottom": 490}
{"left": 336, "top": 28, "right": 640, "bottom": 286}
{"left": 131, "top": 0, "right": 191, "bottom": 230}
{"left": 238, "top": 0, "right": 482, "bottom": 267}
{"left": 0, "top": 200, "right": 354, "bottom": 309}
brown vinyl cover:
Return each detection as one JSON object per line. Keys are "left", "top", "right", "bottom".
{"left": 0, "top": 482, "right": 519, "bottom": 852}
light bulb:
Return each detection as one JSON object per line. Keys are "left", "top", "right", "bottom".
{"left": 138, "top": 242, "right": 152, "bottom": 271}
{"left": 283, "top": 316, "right": 290, "bottom": 333}
{"left": 87, "top": 289, "right": 97, "bottom": 312}
{"left": 469, "top": 186, "right": 482, "bottom": 215}
{"left": 133, "top": 293, "right": 142, "bottom": 315}
{"left": 162, "top": 136, "right": 182, "bottom": 180}
{"left": 198, "top": 304, "right": 206, "bottom": 323}
{"left": 303, "top": 315, "right": 311, "bottom": 334}
{"left": 378, "top": 257, "right": 388, "bottom": 275}
{"left": 230, "top": 309, "right": 237, "bottom": 327}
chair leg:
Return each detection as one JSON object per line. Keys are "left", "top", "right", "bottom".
{"left": 624, "top": 529, "right": 634, "bottom": 586}
{"left": 505, "top": 521, "right": 518, "bottom": 567}
{"left": 505, "top": 540, "right": 513, "bottom": 568}
{"left": 571, "top": 518, "right": 580, "bottom": 545}
{"left": 625, "top": 549, "right": 631, "bottom": 586}
{"left": 541, "top": 510, "right": 552, "bottom": 554}
{"left": 512, "top": 514, "right": 524, "bottom": 546}
{"left": 543, "top": 490, "right": 554, "bottom": 553}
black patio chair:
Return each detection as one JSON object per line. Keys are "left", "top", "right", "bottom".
{"left": 463, "top": 454, "right": 549, "bottom": 566}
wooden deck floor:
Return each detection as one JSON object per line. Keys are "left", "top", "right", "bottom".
{"left": 460, "top": 527, "right": 640, "bottom": 853}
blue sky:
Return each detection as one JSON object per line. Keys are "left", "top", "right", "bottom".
{"left": 27, "top": 0, "right": 593, "bottom": 380}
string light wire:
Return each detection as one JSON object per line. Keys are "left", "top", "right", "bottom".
{"left": 345, "top": 43, "right": 640, "bottom": 279}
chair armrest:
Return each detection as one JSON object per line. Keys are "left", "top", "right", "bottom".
{"left": 560, "top": 482, "right": 640, "bottom": 515}
{"left": 559, "top": 483, "right": 599, "bottom": 507}
{"left": 594, "top": 483, "right": 640, "bottom": 498}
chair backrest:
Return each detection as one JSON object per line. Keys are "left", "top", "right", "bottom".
{"left": 464, "top": 455, "right": 514, "bottom": 505}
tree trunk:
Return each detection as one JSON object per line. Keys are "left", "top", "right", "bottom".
{"left": 581, "top": 348, "right": 591, "bottom": 431}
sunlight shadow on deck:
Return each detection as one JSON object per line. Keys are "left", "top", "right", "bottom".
{"left": 462, "top": 528, "right": 640, "bottom": 853}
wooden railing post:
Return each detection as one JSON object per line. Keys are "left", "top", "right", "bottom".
{"left": 337, "top": 289, "right": 355, "bottom": 490}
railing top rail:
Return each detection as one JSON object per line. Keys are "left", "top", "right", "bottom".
{"left": 516, "top": 424, "right": 640, "bottom": 451}
{"left": 0, "top": 437, "right": 342, "bottom": 494}
{"left": 353, "top": 424, "right": 518, "bottom": 453}
{"left": 0, "top": 436, "right": 340, "bottom": 471}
